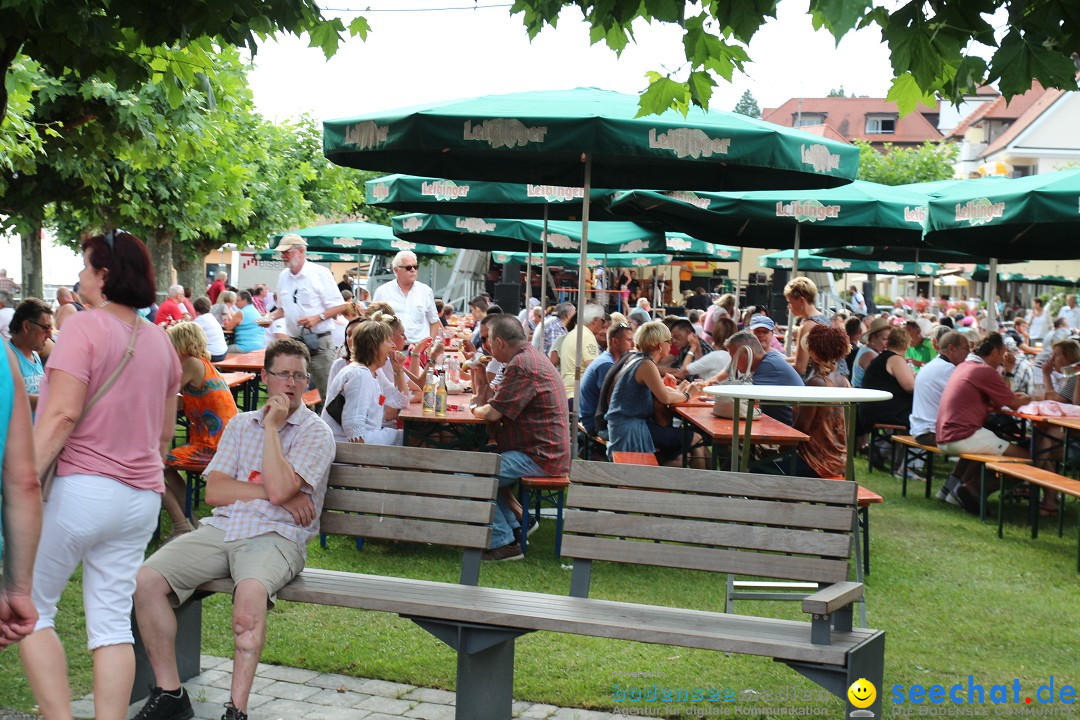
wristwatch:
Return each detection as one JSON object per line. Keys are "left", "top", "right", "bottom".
{"left": 319, "top": 312, "right": 327, "bottom": 321}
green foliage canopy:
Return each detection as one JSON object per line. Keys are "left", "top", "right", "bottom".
{"left": 854, "top": 140, "right": 958, "bottom": 186}
{"left": 509, "top": 0, "right": 1080, "bottom": 117}
{"left": 733, "top": 89, "right": 760, "bottom": 118}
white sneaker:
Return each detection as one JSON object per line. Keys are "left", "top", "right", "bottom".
{"left": 945, "top": 488, "right": 963, "bottom": 507}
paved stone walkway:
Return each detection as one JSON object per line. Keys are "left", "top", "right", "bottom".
{"left": 72, "top": 656, "right": 622, "bottom": 720}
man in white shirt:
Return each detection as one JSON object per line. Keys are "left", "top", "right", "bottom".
{"left": 372, "top": 250, "right": 439, "bottom": 345}
{"left": 559, "top": 303, "right": 609, "bottom": 401}
{"left": 1057, "top": 294, "right": 1080, "bottom": 330}
{"left": 908, "top": 330, "right": 970, "bottom": 499}
{"left": 266, "top": 234, "right": 348, "bottom": 403}
{"left": 850, "top": 285, "right": 867, "bottom": 315}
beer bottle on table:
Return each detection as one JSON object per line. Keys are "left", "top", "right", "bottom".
{"left": 435, "top": 364, "right": 448, "bottom": 418}
{"left": 423, "top": 364, "right": 437, "bottom": 415}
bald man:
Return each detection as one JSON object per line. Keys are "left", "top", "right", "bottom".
{"left": 54, "top": 287, "right": 85, "bottom": 332}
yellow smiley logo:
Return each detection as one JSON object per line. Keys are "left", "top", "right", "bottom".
{"left": 847, "top": 678, "right": 877, "bottom": 709}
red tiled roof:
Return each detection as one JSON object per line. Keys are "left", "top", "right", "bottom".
{"left": 791, "top": 123, "right": 850, "bottom": 144}
{"left": 761, "top": 97, "right": 941, "bottom": 144}
{"left": 980, "top": 87, "right": 1067, "bottom": 158}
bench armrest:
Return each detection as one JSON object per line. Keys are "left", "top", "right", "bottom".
{"left": 802, "top": 582, "right": 863, "bottom": 615}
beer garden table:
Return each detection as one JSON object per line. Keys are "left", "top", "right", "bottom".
{"left": 214, "top": 351, "right": 266, "bottom": 411}
{"left": 400, "top": 400, "right": 488, "bottom": 450}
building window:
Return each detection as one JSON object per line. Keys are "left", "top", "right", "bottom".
{"left": 865, "top": 115, "right": 897, "bottom": 134}
{"left": 793, "top": 113, "right": 824, "bottom": 127}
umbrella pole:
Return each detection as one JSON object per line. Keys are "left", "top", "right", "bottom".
{"left": 571, "top": 154, "right": 593, "bottom": 460}
{"left": 735, "top": 252, "right": 743, "bottom": 316}
{"left": 784, "top": 225, "right": 800, "bottom": 356}
{"left": 988, "top": 257, "right": 998, "bottom": 332}
{"left": 526, "top": 239, "right": 533, "bottom": 308}
{"left": 534, "top": 204, "right": 550, "bottom": 349}
{"left": 913, "top": 248, "right": 920, "bottom": 317}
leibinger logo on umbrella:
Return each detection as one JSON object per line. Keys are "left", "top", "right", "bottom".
{"left": 632, "top": 257, "right": 658, "bottom": 267}
{"left": 666, "top": 237, "right": 695, "bottom": 252}
{"left": 369, "top": 183, "right": 390, "bottom": 201}
{"left": 666, "top": 191, "right": 711, "bottom": 208}
{"left": 903, "top": 206, "right": 928, "bottom": 224}
{"left": 801, "top": 144, "right": 841, "bottom": 173}
{"left": 344, "top": 121, "right": 389, "bottom": 150}
{"left": 526, "top": 184, "right": 584, "bottom": 202}
{"left": 455, "top": 217, "right": 496, "bottom": 233}
{"left": 421, "top": 181, "right": 470, "bottom": 200}
{"left": 878, "top": 262, "right": 905, "bottom": 273}
{"left": 544, "top": 233, "right": 580, "bottom": 250}
{"left": 399, "top": 218, "right": 424, "bottom": 232}
{"left": 619, "top": 239, "right": 652, "bottom": 253}
{"left": 332, "top": 237, "right": 363, "bottom": 248}
{"left": 463, "top": 119, "right": 548, "bottom": 148}
{"left": 775, "top": 199, "right": 840, "bottom": 222}
{"left": 955, "top": 198, "right": 1005, "bottom": 226}
{"left": 822, "top": 258, "right": 852, "bottom": 270}
{"left": 649, "top": 128, "right": 731, "bottom": 159}
{"left": 391, "top": 240, "right": 417, "bottom": 251}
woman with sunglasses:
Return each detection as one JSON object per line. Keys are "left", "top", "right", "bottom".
{"left": 22, "top": 230, "right": 182, "bottom": 720}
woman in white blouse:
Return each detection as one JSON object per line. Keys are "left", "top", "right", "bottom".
{"left": 320, "top": 320, "right": 408, "bottom": 445}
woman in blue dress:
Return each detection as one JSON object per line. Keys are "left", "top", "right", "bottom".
{"left": 605, "top": 321, "right": 701, "bottom": 464}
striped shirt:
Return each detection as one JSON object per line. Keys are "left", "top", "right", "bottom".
{"left": 201, "top": 405, "right": 335, "bottom": 553}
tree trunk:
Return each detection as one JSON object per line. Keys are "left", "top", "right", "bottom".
{"left": 145, "top": 228, "right": 175, "bottom": 301}
{"left": 20, "top": 224, "right": 44, "bottom": 301}
{"left": 173, "top": 243, "right": 207, "bottom": 299}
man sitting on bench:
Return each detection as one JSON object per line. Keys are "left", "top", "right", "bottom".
{"left": 936, "top": 333, "right": 1029, "bottom": 514}
{"left": 472, "top": 315, "right": 570, "bottom": 562}
{"left": 132, "top": 339, "right": 335, "bottom": 720}
{"left": 909, "top": 329, "right": 970, "bottom": 499}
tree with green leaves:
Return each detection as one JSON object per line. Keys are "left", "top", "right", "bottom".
{"left": 855, "top": 140, "right": 958, "bottom": 186}
{"left": 733, "top": 90, "right": 760, "bottom": 118}
{"left": 827, "top": 87, "right": 848, "bottom": 98}
{"left": 509, "top": 0, "right": 1080, "bottom": 116}
{"left": 0, "top": 0, "right": 370, "bottom": 122}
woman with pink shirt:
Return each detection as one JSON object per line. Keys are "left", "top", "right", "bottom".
{"left": 20, "top": 231, "right": 182, "bottom": 720}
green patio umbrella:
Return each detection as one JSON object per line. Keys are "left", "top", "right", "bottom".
{"left": 762, "top": 249, "right": 938, "bottom": 276}
{"left": 664, "top": 232, "right": 740, "bottom": 261}
{"left": 391, "top": 214, "right": 668, "bottom": 254}
{"left": 253, "top": 249, "right": 369, "bottom": 263}
{"left": 814, "top": 245, "right": 1023, "bottom": 265}
{"left": 270, "top": 221, "right": 453, "bottom": 257}
{"left": 326, "top": 88, "right": 858, "bottom": 191}
{"left": 366, "top": 173, "right": 619, "bottom": 221}
{"left": 925, "top": 169, "right": 1080, "bottom": 327}
{"left": 971, "top": 266, "right": 1078, "bottom": 287}
{"left": 491, "top": 252, "right": 673, "bottom": 269}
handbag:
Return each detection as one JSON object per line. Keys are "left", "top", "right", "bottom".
{"left": 39, "top": 314, "right": 141, "bottom": 501}
{"left": 324, "top": 378, "right": 350, "bottom": 425}
{"left": 712, "top": 345, "right": 762, "bottom": 419}
{"left": 298, "top": 327, "right": 322, "bottom": 356}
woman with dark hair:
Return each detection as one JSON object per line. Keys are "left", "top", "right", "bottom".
{"left": 21, "top": 231, "right": 182, "bottom": 719}
{"left": 857, "top": 326, "right": 916, "bottom": 434}
{"left": 792, "top": 325, "right": 852, "bottom": 478}
{"left": 320, "top": 320, "right": 406, "bottom": 446}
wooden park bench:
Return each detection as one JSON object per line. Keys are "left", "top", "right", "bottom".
{"left": 137, "top": 448, "right": 884, "bottom": 719}
{"left": 987, "top": 461, "right": 1080, "bottom": 572}
{"left": 891, "top": 435, "right": 941, "bottom": 497}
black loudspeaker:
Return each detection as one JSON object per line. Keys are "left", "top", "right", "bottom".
{"left": 769, "top": 268, "right": 789, "bottom": 316}
{"left": 744, "top": 284, "right": 769, "bottom": 308}
{"left": 494, "top": 283, "right": 521, "bottom": 317}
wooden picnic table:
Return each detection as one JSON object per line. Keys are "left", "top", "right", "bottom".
{"left": 674, "top": 404, "right": 809, "bottom": 472}
{"left": 998, "top": 408, "right": 1069, "bottom": 465}
{"left": 400, "top": 400, "right": 488, "bottom": 450}
{"left": 214, "top": 349, "right": 265, "bottom": 372}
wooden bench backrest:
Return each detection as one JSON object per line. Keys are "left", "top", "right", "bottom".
{"left": 564, "top": 461, "right": 857, "bottom": 592}
{"left": 320, "top": 443, "right": 500, "bottom": 555}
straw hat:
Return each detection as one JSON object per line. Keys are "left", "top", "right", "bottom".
{"left": 861, "top": 317, "right": 892, "bottom": 342}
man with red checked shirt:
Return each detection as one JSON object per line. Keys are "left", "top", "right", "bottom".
{"left": 472, "top": 314, "right": 569, "bottom": 561}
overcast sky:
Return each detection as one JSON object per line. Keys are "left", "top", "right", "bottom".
{"left": 248, "top": 0, "right": 899, "bottom": 123}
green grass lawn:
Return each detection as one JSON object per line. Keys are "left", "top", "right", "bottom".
{"left": 2, "top": 457, "right": 1077, "bottom": 717}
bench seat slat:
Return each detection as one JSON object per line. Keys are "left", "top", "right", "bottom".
{"left": 563, "top": 510, "right": 852, "bottom": 559}
{"left": 560, "top": 535, "right": 851, "bottom": 584}
{"left": 197, "top": 570, "right": 870, "bottom": 665}
{"left": 319, "top": 515, "right": 491, "bottom": 549}
{"left": 567, "top": 486, "right": 854, "bottom": 532}
{"left": 327, "top": 467, "right": 499, "bottom": 500}
{"left": 324, "top": 489, "right": 494, "bottom": 525}
{"left": 333, "top": 443, "right": 501, "bottom": 475}
{"left": 572, "top": 463, "right": 857, "bottom": 505}
{"left": 986, "top": 463, "right": 1080, "bottom": 497}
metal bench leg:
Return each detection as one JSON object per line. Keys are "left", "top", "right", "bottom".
{"left": 925, "top": 449, "right": 933, "bottom": 498}
{"left": 456, "top": 636, "right": 515, "bottom": 720}
{"left": 900, "top": 446, "right": 909, "bottom": 496}
{"left": 786, "top": 631, "right": 883, "bottom": 720}
{"left": 554, "top": 489, "right": 566, "bottom": 558}
{"left": 518, "top": 485, "right": 531, "bottom": 557}
{"left": 861, "top": 507, "right": 870, "bottom": 576}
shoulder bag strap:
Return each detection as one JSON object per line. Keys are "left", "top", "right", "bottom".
{"left": 82, "top": 314, "right": 141, "bottom": 415}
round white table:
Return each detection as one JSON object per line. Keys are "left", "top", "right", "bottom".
{"left": 703, "top": 385, "right": 893, "bottom": 478}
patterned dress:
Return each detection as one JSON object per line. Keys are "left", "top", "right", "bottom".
{"left": 166, "top": 358, "right": 238, "bottom": 467}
